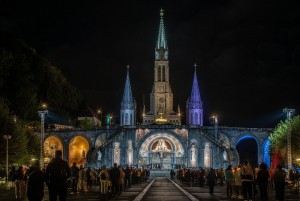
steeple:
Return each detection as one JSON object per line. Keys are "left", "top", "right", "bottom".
{"left": 122, "top": 65, "right": 133, "bottom": 102}
{"left": 190, "top": 64, "right": 201, "bottom": 102}
{"left": 120, "top": 65, "right": 136, "bottom": 126}
{"left": 187, "top": 64, "right": 203, "bottom": 126}
{"left": 155, "top": 9, "right": 168, "bottom": 60}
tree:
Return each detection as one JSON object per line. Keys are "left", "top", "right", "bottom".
{"left": 269, "top": 115, "right": 300, "bottom": 167}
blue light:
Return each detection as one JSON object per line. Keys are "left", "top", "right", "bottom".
{"left": 263, "top": 139, "right": 271, "bottom": 168}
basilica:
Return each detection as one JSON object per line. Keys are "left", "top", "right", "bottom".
{"left": 44, "top": 10, "right": 272, "bottom": 170}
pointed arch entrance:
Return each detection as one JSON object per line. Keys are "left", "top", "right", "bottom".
{"left": 44, "top": 136, "right": 63, "bottom": 164}
{"left": 69, "top": 136, "right": 90, "bottom": 166}
{"left": 139, "top": 133, "right": 184, "bottom": 170}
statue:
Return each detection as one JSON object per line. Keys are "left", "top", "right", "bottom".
{"left": 82, "top": 149, "right": 86, "bottom": 159}
{"left": 191, "top": 143, "right": 196, "bottom": 161}
{"left": 97, "top": 150, "right": 102, "bottom": 161}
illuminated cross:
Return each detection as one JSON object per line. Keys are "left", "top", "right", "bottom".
{"left": 194, "top": 63, "right": 197, "bottom": 71}
{"left": 127, "top": 65, "right": 130, "bottom": 70}
{"left": 160, "top": 9, "right": 164, "bottom": 17}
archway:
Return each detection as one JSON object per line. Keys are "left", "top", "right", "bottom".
{"left": 69, "top": 136, "right": 90, "bottom": 166}
{"left": 139, "top": 133, "right": 185, "bottom": 170}
{"left": 236, "top": 136, "right": 258, "bottom": 166}
{"left": 44, "top": 136, "right": 63, "bottom": 164}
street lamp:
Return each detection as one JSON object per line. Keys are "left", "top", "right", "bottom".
{"left": 283, "top": 108, "right": 295, "bottom": 170}
{"left": 38, "top": 104, "right": 48, "bottom": 168}
{"left": 97, "top": 109, "right": 102, "bottom": 127}
{"left": 3, "top": 134, "right": 11, "bottom": 182}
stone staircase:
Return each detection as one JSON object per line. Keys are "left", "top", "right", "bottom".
{"left": 149, "top": 170, "right": 171, "bottom": 177}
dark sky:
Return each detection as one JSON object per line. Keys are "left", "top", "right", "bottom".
{"left": 1, "top": 0, "right": 299, "bottom": 127}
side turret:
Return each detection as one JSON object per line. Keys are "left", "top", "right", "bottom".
{"left": 120, "top": 65, "right": 136, "bottom": 126}
{"left": 186, "top": 64, "right": 203, "bottom": 126}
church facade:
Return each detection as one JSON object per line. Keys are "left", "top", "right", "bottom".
{"left": 44, "top": 11, "right": 272, "bottom": 169}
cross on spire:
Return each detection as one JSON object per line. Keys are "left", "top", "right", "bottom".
{"left": 194, "top": 63, "right": 197, "bottom": 71}
{"left": 160, "top": 8, "right": 164, "bottom": 17}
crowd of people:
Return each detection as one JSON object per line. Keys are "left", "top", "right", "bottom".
{"left": 6, "top": 152, "right": 300, "bottom": 201}
{"left": 7, "top": 150, "right": 151, "bottom": 201}
{"left": 173, "top": 161, "right": 299, "bottom": 201}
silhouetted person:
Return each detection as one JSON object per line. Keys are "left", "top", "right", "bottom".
{"left": 109, "top": 163, "right": 120, "bottom": 195}
{"left": 207, "top": 168, "right": 217, "bottom": 194}
{"left": 27, "top": 160, "right": 45, "bottom": 201}
{"left": 70, "top": 162, "right": 79, "bottom": 194}
{"left": 257, "top": 163, "right": 269, "bottom": 201}
{"left": 45, "top": 150, "right": 71, "bottom": 201}
{"left": 274, "top": 164, "right": 286, "bottom": 201}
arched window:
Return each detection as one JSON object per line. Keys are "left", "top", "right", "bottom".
{"left": 125, "top": 113, "right": 129, "bottom": 125}
{"left": 204, "top": 143, "right": 211, "bottom": 168}
{"left": 130, "top": 113, "right": 133, "bottom": 125}
{"left": 195, "top": 113, "right": 198, "bottom": 124}
{"left": 190, "top": 113, "right": 193, "bottom": 124}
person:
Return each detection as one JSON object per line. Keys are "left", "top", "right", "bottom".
{"left": 100, "top": 165, "right": 110, "bottom": 194}
{"left": 8, "top": 166, "right": 15, "bottom": 189}
{"left": 26, "top": 160, "right": 45, "bottom": 201}
{"left": 256, "top": 163, "right": 269, "bottom": 201}
{"left": 109, "top": 163, "right": 120, "bottom": 195}
{"left": 117, "top": 165, "right": 125, "bottom": 194}
{"left": 233, "top": 165, "right": 243, "bottom": 199}
{"left": 241, "top": 161, "right": 254, "bottom": 201}
{"left": 13, "top": 166, "right": 26, "bottom": 199}
{"left": 207, "top": 168, "right": 217, "bottom": 194}
{"left": 45, "top": 150, "right": 71, "bottom": 201}
{"left": 70, "top": 162, "right": 79, "bottom": 194}
{"left": 225, "top": 165, "right": 234, "bottom": 198}
{"left": 78, "top": 165, "right": 85, "bottom": 191}
{"left": 86, "top": 167, "right": 92, "bottom": 190}
{"left": 124, "top": 165, "right": 131, "bottom": 188}
{"left": 170, "top": 169, "right": 175, "bottom": 179}
{"left": 274, "top": 164, "right": 286, "bottom": 201}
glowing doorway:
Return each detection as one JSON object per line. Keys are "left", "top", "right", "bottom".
{"left": 69, "top": 136, "right": 89, "bottom": 166}
{"left": 44, "top": 136, "right": 63, "bottom": 164}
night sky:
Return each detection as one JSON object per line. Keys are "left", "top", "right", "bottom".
{"left": 1, "top": 0, "right": 299, "bottom": 127}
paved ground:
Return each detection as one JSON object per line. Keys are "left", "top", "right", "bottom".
{"left": 0, "top": 177, "right": 299, "bottom": 201}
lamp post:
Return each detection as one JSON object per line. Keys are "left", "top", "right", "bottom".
{"left": 211, "top": 115, "right": 220, "bottom": 168}
{"left": 283, "top": 108, "right": 295, "bottom": 170}
{"left": 38, "top": 105, "right": 48, "bottom": 168}
{"left": 97, "top": 109, "right": 102, "bottom": 127}
{"left": 3, "top": 135, "right": 11, "bottom": 182}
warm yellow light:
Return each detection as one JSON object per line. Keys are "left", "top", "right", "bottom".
{"left": 41, "top": 103, "right": 47, "bottom": 109}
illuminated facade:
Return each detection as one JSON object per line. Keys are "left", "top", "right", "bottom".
{"left": 44, "top": 11, "right": 273, "bottom": 170}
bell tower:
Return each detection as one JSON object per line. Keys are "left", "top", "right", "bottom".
{"left": 143, "top": 9, "right": 181, "bottom": 125}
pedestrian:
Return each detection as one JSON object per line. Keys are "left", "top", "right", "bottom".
{"left": 78, "top": 165, "right": 85, "bottom": 191}
{"left": 109, "top": 163, "right": 120, "bottom": 196}
{"left": 233, "top": 165, "right": 243, "bottom": 199}
{"left": 241, "top": 161, "right": 254, "bottom": 201}
{"left": 207, "top": 168, "right": 217, "bottom": 194}
{"left": 45, "top": 150, "right": 71, "bottom": 201}
{"left": 13, "top": 166, "right": 27, "bottom": 199}
{"left": 99, "top": 165, "right": 110, "bottom": 194}
{"left": 26, "top": 160, "right": 45, "bottom": 201}
{"left": 118, "top": 165, "right": 125, "bottom": 194}
{"left": 256, "top": 163, "right": 269, "bottom": 201}
{"left": 274, "top": 164, "right": 286, "bottom": 201}
{"left": 70, "top": 162, "right": 79, "bottom": 194}
{"left": 225, "top": 165, "right": 234, "bottom": 198}
{"left": 8, "top": 166, "right": 15, "bottom": 189}
{"left": 124, "top": 165, "right": 131, "bottom": 188}
{"left": 86, "top": 167, "right": 92, "bottom": 190}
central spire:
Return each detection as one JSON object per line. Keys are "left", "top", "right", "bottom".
{"left": 155, "top": 9, "right": 168, "bottom": 60}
